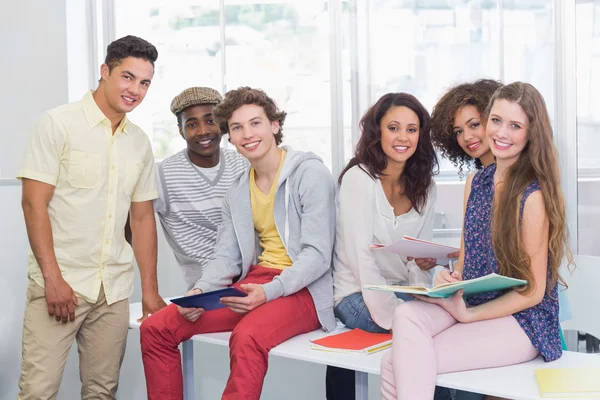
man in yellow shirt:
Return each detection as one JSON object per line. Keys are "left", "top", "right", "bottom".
{"left": 16, "top": 35, "right": 166, "bottom": 399}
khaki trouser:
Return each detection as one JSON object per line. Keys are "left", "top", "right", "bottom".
{"left": 18, "top": 280, "right": 129, "bottom": 400}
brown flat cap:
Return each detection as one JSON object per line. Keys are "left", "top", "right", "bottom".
{"left": 170, "top": 87, "right": 222, "bottom": 115}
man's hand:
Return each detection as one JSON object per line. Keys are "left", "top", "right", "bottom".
{"left": 138, "top": 291, "right": 167, "bottom": 322}
{"left": 44, "top": 274, "right": 79, "bottom": 323}
{"left": 407, "top": 257, "right": 437, "bottom": 271}
{"left": 414, "top": 290, "right": 473, "bottom": 323}
{"left": 220, "top": 284, "right": 266, "bottom": 314}
{"left": 434, "top": 268, "right": 463, "bottom": 286}
{"left": 177, "top": 288, "right": 205, "bottom": 322}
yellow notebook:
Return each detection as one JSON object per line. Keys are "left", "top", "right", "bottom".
{"left": 535, "top": 368, "right": 600, "bottom": 398}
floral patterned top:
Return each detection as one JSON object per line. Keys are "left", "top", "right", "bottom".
{"left": 462, "top": 163, "right": 561, "bottom": 362}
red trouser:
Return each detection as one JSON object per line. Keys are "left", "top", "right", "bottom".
{"left": 140, "top": 265, "right": 320, "bottom": 400}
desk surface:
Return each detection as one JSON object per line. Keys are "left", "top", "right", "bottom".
{"left": 130, "top": 302, "right": 600, "bottom": 400}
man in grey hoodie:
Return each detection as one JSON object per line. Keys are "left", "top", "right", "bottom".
{"left": 140, "top": 87, "right": 337, "bottom": 400}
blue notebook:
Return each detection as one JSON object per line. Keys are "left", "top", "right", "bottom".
{"left": 364, "top": 273, "right": 527, "bottom": 298}
{"left": 170, "top": 287, "right": 248, "bottom": 310}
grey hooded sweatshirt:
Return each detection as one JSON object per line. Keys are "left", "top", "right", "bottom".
{"left": 193, "top": 146, "right": 337, "bottom": 332}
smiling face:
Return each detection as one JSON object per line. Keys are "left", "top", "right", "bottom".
{"left": 227, "top": 104, "right": 280, "bottom": 164}
{"left": 99, "top": 56, "right": 153, "bottom": 115}
{"left": 179, "top": 104, "right": 222, "bottom": 159}
{"left": 380, "top": 106, "right": 420, "bottom": 168}
{"left": 486, "top": 99, "right": 529, "bottom": 166}
{"left": 453, "top": 105, "right": 493, "bottom": 165}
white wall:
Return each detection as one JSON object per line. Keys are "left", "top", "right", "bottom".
{"left": 0, "top": 0, "right": 68, "bottom": 179}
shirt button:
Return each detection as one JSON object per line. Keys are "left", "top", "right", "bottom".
{"left": 105, "top": 240, "right": 109, "bottom": 245}
{"left": 111, "top": 165, "right": 116, "bottom": 170}
{"left": 108, "top": 214, "right": 113, "bottom": 219}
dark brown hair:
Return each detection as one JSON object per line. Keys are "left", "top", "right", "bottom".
{"left": 213, "top": 87, "right": 287, "bottom": 145}
{"left": 339, "top": 93, "right": 438, "bottom": 214}
{"left": 104, "top": 35, "right": 158, "bottom": 72}
{"left": 486, "top": 82, "right": 572, "bottom": 294}
{"left": 431, "top": 79, "right": 503, "bottom": 177}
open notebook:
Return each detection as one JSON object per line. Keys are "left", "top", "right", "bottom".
{"left": 370, "top": 235, "right": 459, "bottom": 264}
{"left": 364, "top": 273, "right": 527, "bottom": 298}
{"left": 310, "top": 329, "right": 392, "bottom": 354}
{"left": 535, "top": 368, "right": 600, "bottom": 398}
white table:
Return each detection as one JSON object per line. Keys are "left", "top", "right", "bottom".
{"left": 130, "top": 302, "right": 600, "bottom": 400}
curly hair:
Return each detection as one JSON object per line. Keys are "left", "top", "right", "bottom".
{"left": 431, "top": 79, "right": 503, "bottom": 177}
{"left": 339, "top": 93, "right": 439, "bottom": 214}
{"left": 105, "top": 35, "right": 158, "bottom": 72}
{"left": 213, "top": 87, "right": 287, "bottom": 145}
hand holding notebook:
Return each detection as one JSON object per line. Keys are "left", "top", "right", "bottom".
{"left": 364, "top": 273, "right": 527, "bottom": 298}
{"left": 371, "top": 236, "right": 459, "bottom": 265}
{"left": 170, "top": 287, "right": 248, "bottom": 310}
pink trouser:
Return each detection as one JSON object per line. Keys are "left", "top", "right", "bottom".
{"left": 380, "top": 301, "right": 538, "bottom": 399}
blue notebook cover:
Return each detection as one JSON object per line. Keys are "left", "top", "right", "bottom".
{"left": 170, "top": 287, "right": 248, "bottom": 310}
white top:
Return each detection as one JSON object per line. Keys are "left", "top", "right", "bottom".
{"left": 332, "top": 165, "right": 436, "bottom": 329}
{"left": 194, "top": 161, "right": 221, "bottom": 181}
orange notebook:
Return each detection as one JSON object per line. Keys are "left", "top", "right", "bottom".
{"left": 310, "top": 329, "right": 392, "bottom": 354}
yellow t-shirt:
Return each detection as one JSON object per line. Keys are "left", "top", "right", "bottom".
{"left": 250, "top": 151, "right": 293, "bottom": 270}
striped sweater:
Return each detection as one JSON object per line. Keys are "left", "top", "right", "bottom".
{"left": 154, "top": 148, "right": 248, "bottom": 290}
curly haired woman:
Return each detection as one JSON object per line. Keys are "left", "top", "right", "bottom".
{"left": 431, "top": 79, "right": 503, "bottom": 177}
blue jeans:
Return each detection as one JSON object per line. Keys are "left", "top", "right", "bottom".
{"left": 326, "top": 292, "right": 452, "bottom": 400}
{"left": 334, "top": 291, "right": 412, "bottom": 333}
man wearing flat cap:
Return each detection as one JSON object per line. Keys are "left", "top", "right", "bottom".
{"left": 153, "top": 87, "right": 248, "bottom": 292}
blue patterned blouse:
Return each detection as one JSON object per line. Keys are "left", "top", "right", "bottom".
{"left": 462, "top": 164, "right": 562, "bottom": 362}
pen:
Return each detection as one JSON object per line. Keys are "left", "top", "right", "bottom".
{"left": 448, "top": 259, "right": 455, "bottom": 274}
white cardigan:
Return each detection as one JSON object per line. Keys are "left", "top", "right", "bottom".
{"left": 332, "top": 165, "right": 436, "bottom": 329}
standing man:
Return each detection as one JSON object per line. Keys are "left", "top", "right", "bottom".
{"left": 154, "top": 86, "right": 248, "bottom": 290}
{"left": 17, "top": 35, "right": 166, "bottom": 399}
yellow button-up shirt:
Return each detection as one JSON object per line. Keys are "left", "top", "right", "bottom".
{"left": 17, "top": 91, "right": 158, "bottom": 305}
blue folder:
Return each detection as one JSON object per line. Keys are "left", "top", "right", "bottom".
{"left": 170, "top": 287, "right": 248, "bottom": 310}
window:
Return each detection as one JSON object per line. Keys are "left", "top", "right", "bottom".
{"left": 114, "top": 1, "right": 223, "bottom": 161}
{"left": 356, "top": 0, "right": 554, "bottom": 242}
{"left": 222, "top": 2, "right": 333, "bottom": 168}
{"left": 576, "top": 1, "right": 600, "bottom": 256}
{"left": 114, "top": 1, "right": 334, "bottom": 169}
{"left": 110, "top": 0, "right": 558, "bottom": 244}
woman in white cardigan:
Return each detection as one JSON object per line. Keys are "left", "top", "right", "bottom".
{"left": 326, "top": 93, "right": 448, "bottom": 400}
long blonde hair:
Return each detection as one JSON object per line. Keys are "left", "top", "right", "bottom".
{"left": 484, "top": 82, "right": 572, "bottom": 294}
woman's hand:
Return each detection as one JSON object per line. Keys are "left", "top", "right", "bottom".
{"left": 434, "top": 268, "right": 462, "bottom": 286}
{"left": 415, "top": 290, "right": 473, "bottom": 323}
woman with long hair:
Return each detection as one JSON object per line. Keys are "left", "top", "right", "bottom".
{"left": 410, "top": 79, "right": 504, "bottom": 273}
{"left": 326, "top": 93, "right": 448, "bottom": 399}
{"left": 380, "top": 82, "right": 573, "bottom": 399}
